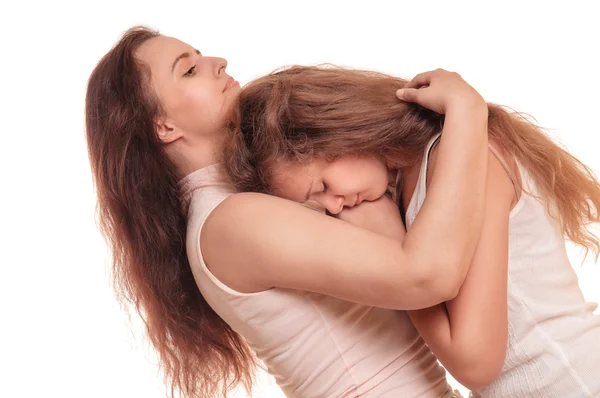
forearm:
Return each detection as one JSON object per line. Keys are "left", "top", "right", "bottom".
{"left": 409, "top": 261, "right": 508, "bottom": 389}
{"left": 446, "top": 260, "right": 508, "bottom": 371}
{"left": 403, "top": 105, "right": 489, "bottom": 293}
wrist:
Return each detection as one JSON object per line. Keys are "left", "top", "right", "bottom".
{"left": 446, "top": 99, "right": 488, "bottom": 119}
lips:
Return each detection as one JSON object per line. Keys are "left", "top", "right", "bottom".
{"left": 223, "top": 77, "right": 238, "bottom": 92}
{"left": 354, "top": 194, "right": 362, "bottom": 206}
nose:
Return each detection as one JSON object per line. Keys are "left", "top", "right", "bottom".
{"left": 321, "top": 195, "right": 345, "bottom": 215}
{"left": 213, "top": 57, "right": 228, "bottom": 77}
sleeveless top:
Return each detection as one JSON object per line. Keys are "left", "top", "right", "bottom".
{"left": 181, "top": 164, "right": 455, "bottom": 398}
{"left": 405, "top": 134, "right": 600, "bottom": 397}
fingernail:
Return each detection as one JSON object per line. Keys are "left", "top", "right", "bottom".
{"left": 396, "top": 89, "right": 404, "bottom": 97}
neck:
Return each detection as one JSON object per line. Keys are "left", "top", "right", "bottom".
{"left": 165, "top": 134, "right": 221, "bottom": 178}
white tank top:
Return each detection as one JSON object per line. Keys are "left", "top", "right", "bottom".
{"left": 181, "top": 164, "right": 455, "bottom": 398}
{"left": 405, "top": 134, "right": 600, "bottom": 397}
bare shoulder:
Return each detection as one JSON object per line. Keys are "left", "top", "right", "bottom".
{"left": 205, "top": 191, "right": 315, "bottom": 226}
{"left": 199, "top": 192, "right": 325, "bottom": 293}
{"left": 489, "top": 140, "right": 520, "bottom": 179}
{"left": 200, "top": 192, "right": 289, "bottom": 293}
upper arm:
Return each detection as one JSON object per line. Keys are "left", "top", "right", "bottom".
{"left": 201, "top": 192, "right": 445, "bottom": 310}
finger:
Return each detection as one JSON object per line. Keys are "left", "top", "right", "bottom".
{"left": 396, "top": 87, "right": 425, "bottom": 103}
{"left": 403, "top": 70, "right": 435, "bottom": 89}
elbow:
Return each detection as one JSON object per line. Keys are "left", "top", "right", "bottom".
{"left": 455, "top": 364, "right": 502, "bottom": 392}
{"left": 403, "top": 241, "right": 473, "bottom": 306}
{"left": 451, "top": 352, "right": 505, "bottom": 392}
{"left": 439, "top": 275, "right": 462, "bottom": 302}
{"left": 420, "top": 260, "right": 466, "bottom": 303}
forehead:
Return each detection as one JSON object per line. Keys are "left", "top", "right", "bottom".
{"left": 271, "top": 160, "right": 320, "bottom": 202}
{"left": 135, "top": 35, "right": 195, "bottom": 77}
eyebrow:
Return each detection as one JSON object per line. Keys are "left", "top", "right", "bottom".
{"left": 171, "top": 49, "right": 201, "bottom": 73}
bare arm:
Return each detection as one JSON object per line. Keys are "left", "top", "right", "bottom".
{"left": 202, "top": 69, "right": 488, "bottom": 310}
{"left": 402, "top": 105, "right": 488, "bottom": 291}
{"left": 407, "top": 150, "right": 515, "bottom": 390}
{"left": 396, "top": 69, "right": 489, "bottom": 291}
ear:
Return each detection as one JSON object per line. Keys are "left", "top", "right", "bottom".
{"left": 156, "top": 117, "right": 184, "bottom": 144}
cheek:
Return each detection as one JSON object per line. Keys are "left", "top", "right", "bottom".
{"left": 372, "top": 165, "right": 389, "bottom": 187}
{"left": 374, "top": 168, "right": 391, "bottom": 196}
{"left": 189, "top": 89, "right": 219, "bottom": 116}
{"left": 163, "top": 90, "right": 207, "bottom": 126}
{"left": 182, "top": 91, "right": 226, "bottom": 131}
{"left": 327, "top": 171, "right": 359, "bottom": 195}
{"left": 357, "top": 162, "right": 389, "bottom": 194}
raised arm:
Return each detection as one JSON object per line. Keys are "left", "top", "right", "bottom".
{"left": 201, "top": 69, "right": 488, "bottom": 310}
{"left": 396, "top": 69, "right": 489, "bottom": 292}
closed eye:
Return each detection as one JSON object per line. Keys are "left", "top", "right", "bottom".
{"left": 183, "top": 65, "right": 196, "bottom": 77}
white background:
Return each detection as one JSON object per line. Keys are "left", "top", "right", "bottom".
{"left": 1, "top": 1, "right": 598, "bottom": 397}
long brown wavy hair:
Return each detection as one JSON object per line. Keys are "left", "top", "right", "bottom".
{"left": 223, "top": 65, "right": 600, "bottom": 256}
{"left": 85, "top": 26, "right": 256, "bottom": 397}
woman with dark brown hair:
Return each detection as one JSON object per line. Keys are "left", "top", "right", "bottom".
{"left": 86, "top": 26, "right": 488, "bottom": 397}
{"left": 223, "top": 65, "right": 600, "bottom": 397}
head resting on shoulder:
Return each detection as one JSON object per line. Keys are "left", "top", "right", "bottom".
{"left": 223, "top": 65, "right": 444, "bottom": 213}
{"left": 223, "top": 65, "right": 600, "bottom": 252}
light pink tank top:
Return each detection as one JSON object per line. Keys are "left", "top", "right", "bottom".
{"left": 181, "top": 164, "right": 453, "bottom": 398}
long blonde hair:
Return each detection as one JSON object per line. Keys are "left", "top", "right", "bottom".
{"left": 223, "top": 65, "right": 600, "bottom": 256}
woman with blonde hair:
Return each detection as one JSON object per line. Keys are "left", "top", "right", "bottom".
{"left": 223, "top": 64, "right": 600, "bottom": 397}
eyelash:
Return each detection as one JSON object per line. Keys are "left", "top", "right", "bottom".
{"left": 184, "top": 65, "right": 196, "bottom": 77}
